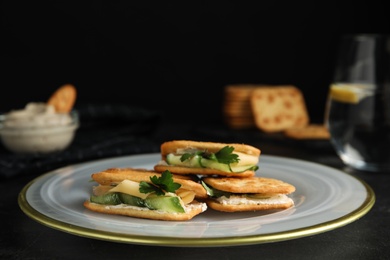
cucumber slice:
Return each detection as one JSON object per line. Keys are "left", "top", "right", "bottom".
{"left": 90, "top": 193, "right": 121, "bottom": 205}
{"left": 230, "top": 165, "right": 259, "bottom": 172}
{"left": 200, "top": 158, "right": 231, "bottom": 171}
{"left": 118, "top": 193, "right": 146, "bottom": 207}
{"left": 91, "top": 193, "right": 146, "bottom": 207}
{"left": 144, "top": 195, "right": 185, "bottom": 213}
{"left": 166, "top": 154, "right": 258, "bottom": 173}
{"left": 247, "top": 194, "right": 272, "bottom": 199}
{"left": 200, "top": 158, "right": 258, "bottom": 172}
{"left": 166, "top": 154, "right": 202, "bottom": 167}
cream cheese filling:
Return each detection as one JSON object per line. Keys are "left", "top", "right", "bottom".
{"left": 215, "top": 194, "right": 293, "bottom": 205}
{"left": 105, "top": 201, "right": 207, "bottom": 214}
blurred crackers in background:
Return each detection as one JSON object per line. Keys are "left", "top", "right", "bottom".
{"left": 283, "top": 124, "right": 330, "bottom": 140}
{"left": 250, "top": 85, "right": 309, "bottom": 132}
{"left": 223, "top": 85, "right": 258, "bottom": 129}
{"left": 222, "top": 84, "right": 330, "bottom": 140}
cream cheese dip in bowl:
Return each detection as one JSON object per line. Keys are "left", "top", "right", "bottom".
{"left": 0, "top": 102, "right": 79, "bottom": 154}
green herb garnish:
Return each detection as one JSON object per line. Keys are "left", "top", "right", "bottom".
{"left": 201, "top": 181, "right": 231, "bottom": 198}
{"left": 180, "top": 146, "right": 240, "bottom": 165}
{"left": 139, "top": 170, "right": 181, "bottom": 196}
{"left": 180, "top": 153, "right": 193, "bottom": 162}
{"left": 213, "top": 146, "right": 239, "bottom": 164}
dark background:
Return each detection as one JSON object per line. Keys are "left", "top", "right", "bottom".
{"left": 2, "top": 1, "right": 390, "bottom": 124}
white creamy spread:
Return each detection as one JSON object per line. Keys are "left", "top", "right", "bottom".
{"left": 3, "top": 102, "right": 72, "bottom": 128}
{"left": 176, "top": 148, "right": 200, "bottom": 154}
{"left": 106, "top": 202, "right": 207, "bottom": 213}
{"left": 0, "top": 102, "right": 77, "bottom": 153}
{"left": 157, "top": 160, "right": 168, "bottom": 165}
{"left": 216, "top": 194, "right": 293, "bottom": 205}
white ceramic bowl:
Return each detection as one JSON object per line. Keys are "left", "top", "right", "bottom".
{"left": 0, "top": 111, "right": 79, "bottom": 154}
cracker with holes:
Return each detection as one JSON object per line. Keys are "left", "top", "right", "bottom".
{"left": 250, "top": 85, "right": 309, "bottom": 132}
{"left": 202, "top": 176, "right": 295, "bottom": 212}
{"left": 154, "top": 140, "right": 260, "bottom": 177}
{"left": 84, "top": 168, "right": 208, "bottom": 221}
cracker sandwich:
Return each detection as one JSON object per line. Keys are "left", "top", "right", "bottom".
{"left": 83, "top": 168, "right": 207, "bottom": 221}
{"left": 201, "top": 176, "right": 295, "bottom": 212}
{"left": 154, "top": 140, "right": 261, "bottom": 177}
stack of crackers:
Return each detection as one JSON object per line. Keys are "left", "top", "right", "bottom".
{"left": 223, "top": 84, "right": 330, "bottom": 140}
{"left": 223, "top": 85, "right": 259, "bottom": 129}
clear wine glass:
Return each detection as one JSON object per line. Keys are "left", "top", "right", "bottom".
{"left": 325, "top": 34, "right": 390, "bottom": 172}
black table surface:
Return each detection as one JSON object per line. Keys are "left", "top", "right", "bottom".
{"left": 1, "top": 121, "right": 389, "bottom": 260}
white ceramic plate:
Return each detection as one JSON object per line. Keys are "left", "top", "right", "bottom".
{"left": 18, "top": 154, "right": 375, "bottom": 247}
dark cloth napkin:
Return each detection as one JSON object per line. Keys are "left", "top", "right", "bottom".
{"left": 0, "top": 103, "right": 162, "bottom": 179}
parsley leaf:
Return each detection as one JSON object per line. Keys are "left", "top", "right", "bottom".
{"left": 139, "top": 170, "right": 181, "bottom": 196}
{"left": 180, "top": 146, "right": 240, "bottom": 165}
{"left": 180, "top": 151, "right": 203, "bottom": 162}
{"left": 139, "top": 182, "right": 164, "bottom": 195}
{"left": 201, "top": 181, "right": 231, "bottom": 198}
{"left": 214, "top": 146, "right": 240, "bottom": 164}
{"left": 180, "top": 153, "right": 192, "bottom": 162}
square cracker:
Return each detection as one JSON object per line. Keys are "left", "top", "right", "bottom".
{"left": 202, "top": 176, "right": 295, "bottom": 194}
{"left": 284, "top": 124, "right": 330, "bottom": 140}
{"left": 250, "top": 85, "right": 309, "bottom": 132}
